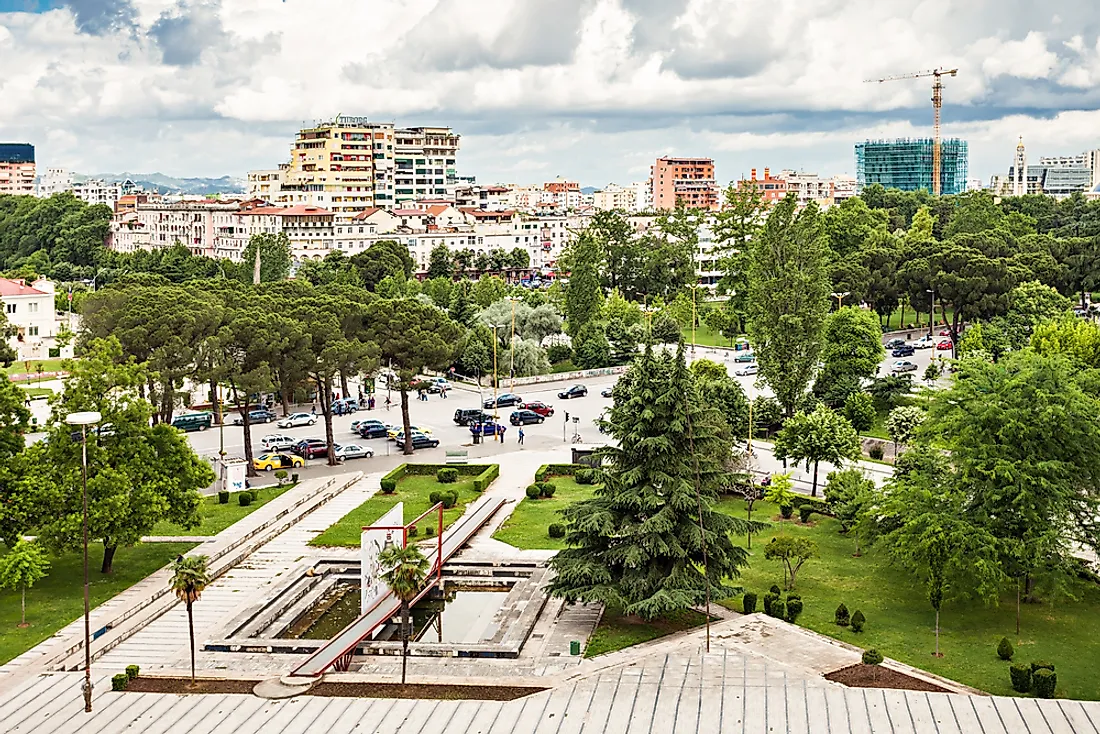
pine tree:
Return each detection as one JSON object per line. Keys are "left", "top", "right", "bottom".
{"left": 549, "top": 346, "right": 763, "bottom": 619}
{"left": 448, "top": 280, "right": 476, "bottom": 327}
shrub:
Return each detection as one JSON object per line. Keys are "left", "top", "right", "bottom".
{"left": 1010, "top": 663, "right": 1032, "bottom": 693}
{"left": 548, "top": 523, "right": 565, "bottom": 539}
{"left": 798, "top": 505, "right": 814, "bottom": 523}
{"left": 218, "top": 491, "right": 229, "bottom": 504}
{"left": 424, "top": 525, "right": 435, "bottom": 537}
{"left": 526, "top": 484, "right": 541, "bottom": 500}
{"left": 835, "top": 603, "right": 850, "bottom": 627}
{"left": 861, "top": 648, "right": 884, "bottom": 666}
{"left": 762, "top": 593, "right": 776, "bottom": 616}
{"left": 473, "top": 464, "right": 500, "bottom": 491}
{"left": 997, "top": 637, "right": 1014, "bottom": 661}
{"left": 275, "top": 469, "right": 288, "bottom": 485}
{"left": 1031, "top": 661, "right": 1055, "bottom": 674}
{"left": 780, "top": 505, "right": 793, "bottom": 519}
{"left": 1033, "top": 668, "right": 1057, "bottom": 698}
{"left": 237, "top": 491, "right": 252, "bottom": 507}
{"left": 868, "top": 443, "right": 885, "bottom": 461}
{"left": 125, "top": 665, "right": 140, "bottom": 680}
{"left": 785, "top": 597, "right": 803, "bottom": 624}
{"left": 381, "top": 479, "right": 397, "bottom": 494}
{"left": 429, "top": 491, "right": 442, "bottom": 505}
{"left": 851, "top": 610, "right": 866, "bottom": 633}
{"left": 770, "top": 599, "right": 786, "bottom": 620}
{"left": 111, "top": 673, "right": 129, "bottom": 691}
{"left": 407, "top": 525, "right": 418, "bottom": 538}
{"left": 742, "top": 592, "right": 758, "bottom": 614}
{"left": 770, "top": 584, "right": 782, "bottom": 596}
{"left": 576, "top": 468, "right": 596, "bottom": 485}
{"left": 539, "top": 482, "right": 557, "bottom": 498}
{"left": 441, "top": 491, "right": 458, "bottom": 510}
{"left": 534, "top": 466, "right": 550, "bottom": 482}
{"left": 291, "top": 473, "right": 299, "bottom": 484}
{"left": 437, "top": 467, "right": 458, "bottom": 484}
{"left": 380, "top": 464, "right": 409, "bottom": 494}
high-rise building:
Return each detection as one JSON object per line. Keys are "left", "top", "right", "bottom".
{"left": 1013, "top": 138, "right": 1027, "bottom": 197}
{"left": 0, "top": 144, "right": 36, "bottom": 196}
{"left": 650, "top": 157, "right": 719, "bottom": 210}
{"left": 996, "top": 143, "right": 1100, "bottom": 200}
{"left": 393, "top": 126, "right": 460, "bottom": 204}
{"left": 592, "top": 183, "right": 638, "bottom": 212}
{"left": 737, "top": 168, "right": 788, "bottom": 204}
{"left": 855, "top": 138, "right": 968, "bottom": 196}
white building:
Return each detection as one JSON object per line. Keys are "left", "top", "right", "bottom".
{"left": 72, "top": 179, "right": 125, "bottom": 209}
{"left": 592, "top": 183, "right": 638, "bottom": 212}
{"left": 632, "top": 181, "right": 652, "bottom": 211}
{"left": 0, "top": 278, "right": 71, "bottom": 361}
{"left": 776, "top": 170, "right": 832, "bottom": 207}
{"left": 38, "top": 168, "right": 73, "bottom": 197}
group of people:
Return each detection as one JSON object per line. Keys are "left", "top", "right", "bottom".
{"left": 470, "top": 422, "right": 524, "bottom": 445}
{"left": 416, "top": 386, "right": 447, "bottom": 401}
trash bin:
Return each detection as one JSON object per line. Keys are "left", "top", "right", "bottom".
{"left": 569, "top": 640, "right": 580, "bottom": 656}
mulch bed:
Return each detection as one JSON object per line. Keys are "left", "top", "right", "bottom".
{"left": 125, "top": 677, "right": 544, "bottom": 701}
{"left": 825, "top": 664, "right": 951, "bottom": 693}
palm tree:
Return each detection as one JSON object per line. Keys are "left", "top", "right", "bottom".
{"left": 170, "top": 554, "right": 210, "bottom": 684}
{"left": 378, "top": 543, "right": 430, "bottom": 684}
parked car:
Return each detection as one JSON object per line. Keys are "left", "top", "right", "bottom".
{"left": 293, "top": 438, "right": 330, "bottom": 459}
{"left": 557, "top": 384, "right": 588, "bottom": 400}
{"left": 734, "top": 352, "right": 756, "bottom": 363}
{"left": 891, "top": 360, "right": 918, "bottom": 374}
{"left": 253, "top": 453, "right": 305, "bottom": 472}
{"left": 484, "top": 393, "right": 523, "bottom": 409}
{"left": 891, "top": 345, "right": 915, "bottom": 357}
{"left": 909, "top": 336, "right": 935, "bottom": 349}
{"left": 387, "top": 424, "right": 432, "bottom": 439}
{"left": 260, "top": 434, "right": 298, "bottom": 451}
{"left": 939, "top": 329, "right": 951, "bottom": 336}
{"left": 334, "top": 443, "right": 374, "bottom": 461}
{"left": 734, "top": 364, "right": 759, "bottom": 376}
{"left": 885, "top": 337, "right": 906, "bottom": 349}
{"left": 426, "top": 377, "right": 451, "bottom": 393}
{"left": 171, "top": 412, "right": 213, "bottom": 432}
{"left": 509, "top": 409, "right": 545, "bottom": 426}
{"left": 278, "top": 412, "right": 317, "bottom": 429}
{"left": 453, "top": 408, "right": 492, "bottom": 426}
{"left": 521, "top": 401, "right": 554, "bottom": 417}
{"left": 357, "top": 422, "right": 389, "bottom": 439}
{"left": 331, "top": 398, "right": 359, "bottom": 415}
{"left": 395, "top": 432, "right": 440, "bottom": 450}
{"left": 234, "top": 408, "right": 277, "bottom": 426}
{"left": 937, "top": 339, "right": 953, "bottom": 350}
{"left": 600, "top": 387, "right": 613, "bottom": 398}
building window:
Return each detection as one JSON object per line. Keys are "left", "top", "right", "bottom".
{"left": 28, "top": 326, "right": 38, "bottom": 337}
{"left": 5, "top": 304, "right": 13, "bottom": 314}
{"left": 28, "top": 302, "right": 38, "bottom": 313}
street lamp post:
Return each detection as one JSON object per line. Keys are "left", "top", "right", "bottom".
{"left": 831, "top": 291, "right": 850, "bottom": 310}
{"left": 926, "top": 288, "right": 935, "bottom": 338}
{"left": 489, "top": 324, "right": 506, "bottom": 423}
{"left": 65, "top": 410, "right": 101, "bottom": 714}
{"left": 507, "top": 297, "right": 519, "bottom": 391}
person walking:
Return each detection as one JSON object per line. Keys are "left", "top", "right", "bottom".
{"left": 471, "top": 423, "right": 481, "bottom": 445}
{"left": 517, "top": 427, "right": 524, "bottom": 446}
{"left": 498, "top": 424, "right": 506, "bottom": 442}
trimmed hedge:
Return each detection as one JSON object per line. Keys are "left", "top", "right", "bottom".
{"left": 1033, "top": 668, "right": 1057, "bottom": 698}
{"left": 835, "top": 603, "right": 850, "bottom": 627}
{"left": 473, "top": 464, "right": 499, "bottom": 491}
{"left": 742, "top": 592, "right": 757, "bottom": 614}
{"left": 798, "top": 504, "right": 814, "bottom": 523}
{"left": 112, "top": 673, "right": 129, "bottom": 691}
{"left": 1010, "top": 663, "right": 1032, "bottom": 693}
{"left": 539, "top": 482, "right": 557, "bottom": 498}
{"left": 576, "top": 468, "right": 596, "bottom": 485}
{"left": 379, "top": 463, "right": 501, "bottom": 494}
{"left": 237, "top": 491, "right": 252, "bottom": 507}
{"left": 851, "top": 609, "right": 866, "bottom": 633}
{"left": 548, "top": 523, "right": 565, "bottom": 538}
{"left": 785, "top": 597, "right": 803, "bottom": 624}
{"left": 526, "top": 484, "right": 541, "bottom": 500}
{"left": 217, "top": 491, "right": 229, "bottom": 504}
{"left": 534, "top": 463, "right": 584, "bottom": 482}
{"left": 125, "top": 665, "right": 140, "bottom": 680}
{"left": 997, "top": 637, "right": 1014, "bottom": 661}
{"left": 441, "top": 490, "right": 458, "bottom": 509}
{"left": 437, "top": 467, "right": 458, "bottom": 483}
{"left": 862, "top": 648, "right": 884, "bottom": 666}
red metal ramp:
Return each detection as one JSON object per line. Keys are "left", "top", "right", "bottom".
{"left": 290, "top": 495, "right": 507, "bottom": 677}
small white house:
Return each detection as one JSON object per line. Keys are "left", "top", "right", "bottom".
{"left": 0, "top": 278, "right": 72, "bottom": 361}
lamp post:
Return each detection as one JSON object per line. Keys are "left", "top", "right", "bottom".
{"left": 65, "top": 410, "right": 101, "bottom": 714}
{"left": 506, "top": 297, "right": 520, "bottom": 391}
{"left": 831, "top": 291, "right": 849, "bottom": 310}
{"left": 489, "top": 324, "right": 505, "bottom": 422}
{"left": 926, "top": 288, "right": 935, "bottom": 338}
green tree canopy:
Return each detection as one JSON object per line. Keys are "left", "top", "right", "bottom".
{"left": 773, "top": 405, "right": 861, "bottom": 496}
{"left": 239, "top": 232, "right": 292, "bottom": 283}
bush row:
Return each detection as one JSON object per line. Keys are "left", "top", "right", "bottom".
{"left": 534, "top": 463, "right": 585, "bottom": 482}
{"left": 111, "top": 665, "right": 141, "bottom": 691}
{"left": 834, "top": 603, "right": 866, "bottom": 632}
{"left": 526, "top": 482, "right": 557, "bottom": 500}
{"left": 428, "top": 490, "right": 460, "bottom": 509}
{"left": 380, "top": 463, "right": 500, "bottom": 494}
{"left": 1010, "top": 661, "right": 1057, "bottom": 697}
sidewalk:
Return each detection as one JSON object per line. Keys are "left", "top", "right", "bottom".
{"left": 745, "top": 439, "right": 893, "bottom": 496}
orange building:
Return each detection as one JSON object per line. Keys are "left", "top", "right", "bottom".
{"left": 650, "top": 157, "right": 719, "bottom": 210}
{"left": 737, "top": 168, "right": 788, "bottom": 203}
{"left": 0, "top": 144, "right": 36, "bottom": 196}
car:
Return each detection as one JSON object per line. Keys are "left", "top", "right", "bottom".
{"left": 253, "top": 453, "right": 305, "bottom": 472}
{"left": 509, "top": 409, "right": 545, "bottom": 426}
{"left": 293, "top": 438, "right": 330, "bottom": 459}
{"left": 521, "top": 401, "right": 554, "bottom": 417}
{"left": 453, "top": 408, "right": 492, "bottom": 426}
{"left": 937, "top": 339, "right": 953, "bottom": 350}
{"left": 884, "top": 337, "right": 906, "bottom": 349}
{"left": 278, "top": 412, "right": 317, "bottom": 429}
{"left": 234, "top": 408, "right": 277, "bottom": 426}
{"left": 557, "top": 384, "right": 588, "bottom": 400}
{"left": 891, "top": 360, "right": 918, "bottom": 373}
{"left": 350, "top": 419, "right": 378, "bottom": 433}
{"left": 171, "top": 412, "right": 213, "bottom": 432}
{"left": 891, "top": 345, "right": 915, "bottom": 357}
{"left": 333, "top": 443, "right": 374, "bottom": 461}
{"left": 734, "top": 352, "right": 756, "bottom": 363}
{"left": 734, "top": 364, "right": 759, "bottom": 376}
{"left": 909, "top": 336, "right": 935, "bottom": 349}
{"left": 357, "top": 422, "right": 389, "bottom": 439}
{"left": 260, "top": 433, "right": 298, "bottom": 451}
{"left": 939, "top": 329, "right": 951, "bottom": 337}
{"left": 425, "top": 377, "right": 451, "bottom": 393}
{"left": 470, "top": 420, "right": 502, "bottom": 436}
{"left": 483, "top": 393, "right": 523, "bottom": 409}
{"left": 394, "top": 432, "right": 440, "bottom": 450}
{"left": 600, "top": 387, "right": 613, "bottom": 398}
{"left": 387, "top": 424, "right": 433, "bottom": 439}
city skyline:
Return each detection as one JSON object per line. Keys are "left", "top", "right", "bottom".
{"left": 2, "top": 0, "right": 1100, "bottom": 186}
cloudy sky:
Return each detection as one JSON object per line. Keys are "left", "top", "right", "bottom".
{"left": 2, "top": 0, "right": 1100, "bottom": 187}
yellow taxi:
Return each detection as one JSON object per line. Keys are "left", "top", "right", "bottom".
{"left": 386, "top": 424, "right": 433, "bottom": 439}
{"left": 253, "top": 453, "right": 305, "bottom": 472}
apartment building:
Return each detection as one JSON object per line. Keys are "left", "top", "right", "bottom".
{"left": 38, "top": 168, "right": 73, "bottom": 197}
{"left": 650, "top": 157, "right": 719, "bottom": 211}
{"left": 592, "top": 183, "right": 638, "bottom": 212}
{"left": 394, "top": 126, "right": 460, "bottom": 204}
{"left": 737, "top": 168, "right": 788, "bottom": 204}
{"left": 776, "top": 170, "right": 831, "bottom": 206}
{"left": 0, "top": 277, "right": 70, "bottom": 361}
{"left": 455, "top": 184, "right": 511, "bottom": 211}
{"left": 0, "top": 144, "right": 36, "bottom": 196}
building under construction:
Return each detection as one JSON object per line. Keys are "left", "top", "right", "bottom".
{"left": 855, "top": 138, "right": 969, "bottom": 195}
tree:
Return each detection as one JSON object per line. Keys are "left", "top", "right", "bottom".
{"left": 458, "top": 324, "right": 493, "bottom": 384}
{"left": 563, "top": 232, "right": 604, "bottom": 336}
{"left": 364, "top": 300, "right": 460, "bottom": 454}
{"left": 170, "top": 554, "right": 210, "bottom": 684}
{"left": 1031, "top": 316, "right": 1100, "bottom": 368}
{"left": 471, "top": 275, "right": 507, "bottom": 308}
{"left": 524, "top": 304, "right": 564, "bottom": 343}
{"left": 426, "top": 244, "right": 453, "bottom": 279}
{"left": 823, "top": 468, "right": 874, "bottom": 535}
{"left": 0, "top": 539, "right": 49, "bottom": 627}
{"left": 378, "top": 543, "right": 429, "bottom": 685}
{"left": 351, "top": 240, "right": 413, "bottom": 291}
{"left": 884, "top": 405, "right": 925, "bottom": 459}
{"left": 27, "top": 338, "right": 212, "bottom": 573}
{"left": 509, "top": 338, "right": 551, "bottom": 376}
{"left": 843, "top": 391, "right": 875, "bottom": 433}
{"left": 763, "top": 472, "right": 797, "bottom": 510}
{"left": 587, "top": 210, "right": 640, "bottom": 295}
{"left": 447, "top": 279, "right": 477, "bottom": 327}
{"left": 421, "top": 276, "right": 454, "bottom": 309}
{"left": 763, "top": 536, "right": 816, "bottom": 590}
{"left": 817, "top": 307, "right": 885, "bottom": 396}
{"left": 549, "top": 346, "right": 762, "bottom": 619}
{"left": 747, "top": 195, "right": 831, "bottom": 416}
{"left": 239, "top": 233, "right": 291, "bottom": 283}
{"left": 773, "top": 405, "right": 861, "bottom": 496}
{"left": 822, "top": 197, "right": 889, "bottom": 258}
{"left": 572, "top": 322, "right": 611, "bottom": 369}
{"left": 995, "top": 280, "right": 1073, "bottom": 351}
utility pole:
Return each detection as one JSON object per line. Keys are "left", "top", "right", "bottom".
{"left": 252, "top": 244, "right": 261, "bottom": 286}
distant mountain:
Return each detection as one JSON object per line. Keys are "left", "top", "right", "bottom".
{"left": 581, "top": 186, "right": 597, "bottom": 195}
{"left": 80, "top": 172, "right": 246, "bottom": 196}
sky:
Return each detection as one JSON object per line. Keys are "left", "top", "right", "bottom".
{"left": 2, "top": 0, "right": 1100, "bottom": 187}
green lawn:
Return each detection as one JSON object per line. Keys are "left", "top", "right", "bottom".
{"left": 881, "top": 306, "right": 957, "bottom": 332}
{"left": 151, "top": 484, "right": 295, "bottom": 537}
{"left": 310, "top": 475, "right": 481, "bottom": 547}
{"left": 713, "top": 497, "right": 1100, "bottom": 699}
{"left": 682, "top": 322, "right": 744, "bottom": 349}
{"left": 6, "top": 358, "right": 68, "bottom": 379}
{"left": 492, "top": 476, "right": 595, "bottom": 550}
{"left": 0, "top": 542, "right": 196, "bottom": 665}
{"left": 586, "top": 606, "right": 709, "bottom": 658}
{"left": 18, "top": 386, "right": 53, "bottom": 399}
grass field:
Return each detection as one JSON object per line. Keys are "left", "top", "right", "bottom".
{"left": 310, "top": 474, "right": 483, "bottom": 547}
{"left": 151, "top": 484, "right": 295, "bottom": 537}
{"left": 6, "top": 358, "right": 68, "bottom": 378}
{"left": 0, "top": 542, "right": 196, "bottom": 665}
{"left": 713, "top": 497, "right": 1100, "bottom": 699}
{"left": 585, "top": 606, "right": 710, "bottom": 658}
{"left": 18, "top": 386, "right": 53, "bottom": 399}
{"left": 492, "top": 475, "right": 596, "bottom": 550}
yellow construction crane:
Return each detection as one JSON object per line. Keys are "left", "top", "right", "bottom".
{"left": 865, "top": 67, "right": 959, "bottom": 196}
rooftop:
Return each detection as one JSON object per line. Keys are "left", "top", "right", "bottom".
{"left": 0, "top": 278, "right": 48, "bottom": 297}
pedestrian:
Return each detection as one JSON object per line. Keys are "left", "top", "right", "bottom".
{"left": 498, "top": 424, "right": 506, "bottom": 442}
{"left": 472, "top": 423, "right": 481, "bottom": 445}
{"left": 311, "top": 402, "right": 317, "bottom": 415}
{"left": 368, "top": 395, "right": 375, "bottom": 410}
{"left": 518, "top": 427, "right": 524, "bottom": 446}
{"left": 441, "top": 387, "right": 447, "bottom": 400}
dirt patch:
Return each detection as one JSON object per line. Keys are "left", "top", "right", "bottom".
{"left": 125, "top": 677, "right": 544, "bottom": 701}
{"left": 825, "top": 664, "right": 951, "bottom": 693}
